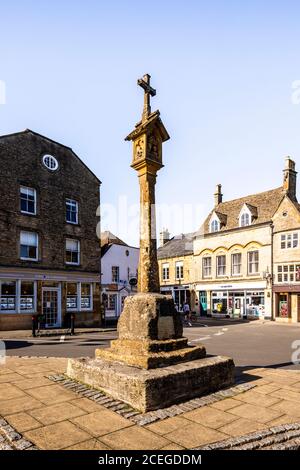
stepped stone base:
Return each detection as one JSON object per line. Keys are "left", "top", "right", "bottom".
{"left": 67, "top": 355, "right": 235, "bottom": 412}
{"left": 96, "top": 338, "right": 206, "bottom": 369}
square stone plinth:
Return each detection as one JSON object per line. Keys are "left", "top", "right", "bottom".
{"left": 67, "top": 355, "right": 234, "bottom": 413}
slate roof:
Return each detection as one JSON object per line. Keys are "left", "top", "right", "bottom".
{"left": 157, "top": 233, "right": 194, "bottom": 260}
{"left": 199, "top": 187, "right": 286, "bottom": 236}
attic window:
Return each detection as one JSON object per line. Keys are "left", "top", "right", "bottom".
{"left": 240, "top": 213, "right": 250, "bottom": 227}
{"left": 43, "top": 154, "right": 58, "bottom": 171}
{"left": 210, "top": 220, "right": 219, "bottom": 233}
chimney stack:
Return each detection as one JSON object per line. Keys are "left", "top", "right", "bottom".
{"left": 160, "top": 228, "right": 170, "bottom": 247}
{"left": 214, "top": 184, "right": 223, "bottom": 207}
{"left": 283, "top": 157, "right": 297, "bottom": 201}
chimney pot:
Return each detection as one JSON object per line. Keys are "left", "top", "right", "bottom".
{"left": 283, "top": 156, "right": 297, "bottom": 201}
{"left": 214, "top": 184, "right": 223, "bottom": 206}
{"left": 160, "top": 228, "right": 170, "bottom": 247}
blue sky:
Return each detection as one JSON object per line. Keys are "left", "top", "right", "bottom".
{"left": 1, "top": 1, "right": 300, "bottom": 245}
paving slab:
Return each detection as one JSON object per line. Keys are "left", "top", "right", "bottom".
{"left": 100, "top": 425, "right": 171, "bottom": 450}
{"left": 165, "top": 422, "right": 227, "bottom": 448}
{"left": 71, "top": 410, "right": 133, "bottom": 437}
{"left": 28, "top": 402, "right": 86, "bottom": 425}
{"left": 5, "top": 412, "right": 42, "bottom": 432}
{"left": 24, "top": 421, "right": 91, "bottom": 450}
{"left": 146, "top": 416, "right": 191, "bottom": 435}
{"left": 228, "top": 403, "right": 283, "bottom": 424}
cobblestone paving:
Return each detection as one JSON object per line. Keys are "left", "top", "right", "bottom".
{"left": 0, "top": 417, "right": 37, "bottom": 450}
{"left": 1, "top": 357, "right": 300, "bottom": 450}
{"left": 197, "top": 422, "right": 300, "bottom": 450}
{"left": 48, "top": 374, "right": 256, "bottom": 426}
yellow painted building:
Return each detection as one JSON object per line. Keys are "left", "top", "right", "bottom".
{"left": 158, "top": 157, "right": 300, "bottom": 322}
{"left": 272, "top": 159, "right": 300, "bottom": 323}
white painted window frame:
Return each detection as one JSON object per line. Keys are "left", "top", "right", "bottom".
{"left": 20, "top": 186, "right": 37, "bottom": 215}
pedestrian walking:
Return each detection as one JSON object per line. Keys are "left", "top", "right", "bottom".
{"left": 183, "top": 301, "right": 192, "bottom": 326}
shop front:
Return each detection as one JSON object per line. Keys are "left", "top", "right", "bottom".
{"left": 0, "top": 268, "right": 101, "bottom": 330}
{"left": 160, "top": 285, "right": 191, "bottom": 312}
{"left": 196, "top": 282, "right": 268, "bottom": 319}
{"left": 273, "top": 286, "right": 300, "bottom": 323}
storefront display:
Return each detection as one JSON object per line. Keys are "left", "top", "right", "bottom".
{"left": 210, "top": 290, "right": 265, "bottom": 318}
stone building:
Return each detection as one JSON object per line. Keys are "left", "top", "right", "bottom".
{"left": 158, "top": 158, "right": 300, "bottom": 322}
{"left": 101, "top": 231, "right": 139, "bottom": 322}
{"left": 0, "top": 129, "right": 101, "bottom": 330}
{"left": 272, "top": 159, "right": 300, "bottom": 323}
{"left": 193, "top": 183, "right": 277, "bottom": 319}
{"left": 158, "top": 231, "right": 196, "bottom": 312}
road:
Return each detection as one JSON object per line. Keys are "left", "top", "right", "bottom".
{"left": 2, "top": 319, "right": 300, "bottom": 370}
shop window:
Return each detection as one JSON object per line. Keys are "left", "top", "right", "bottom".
{"left": 67, "top": 283, "right": 78, "bottom": 310}
{"left": 231, "top": 253, "right": 242, "bottom": 276}
{"left": 0, "top": 281, "right": 16, "bottom": 312}
{"left": 278, "top": 294, "right": 289, "bottom": 318}
{"left": 20, "top": 281, "right": 35, "bottom": 311}
{"left": 20, "top": 231, "right": 38, "bottom": 261}
{"left": 162, "top": 263, "right": 170, "bottom": 281}
{"left": 216, "top": 255, "right": 226, "bottom": 277}
{"left": 175, "top": 261, "right": 184, "bottom": 280}
{"left": 248, "top": 250, "right": 259, "bottom": 275}
{"left": 202, "top": 257, "right": 212, "bottom": 278}
{"left": 20, "top": 187, "right": 36, "bottom": 215}
{"left": 66, "top": 239, "right": 80, "bottom": 265}
{"left": 81, "top": 283, "right": 92, "bottom": 310}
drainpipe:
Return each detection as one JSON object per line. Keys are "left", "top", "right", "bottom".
{"left": 270, "top": 223, "right": 274, "bottom": 321}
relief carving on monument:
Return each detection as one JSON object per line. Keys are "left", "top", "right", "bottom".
{"left": 134, "top": 138, "right": 144, "bottom": 161}
{"left": 147, "top": 132, "right": 160, "bottom": 162}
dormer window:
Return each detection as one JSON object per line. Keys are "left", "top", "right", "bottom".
{"left": 240, "top": 213, "right": 250, "bottom": 227}
{"left": 239, "top": 204, "right": 256, "bottom": 228}
{"left": 211, "top": 220, "right": 219, "bottom": 233}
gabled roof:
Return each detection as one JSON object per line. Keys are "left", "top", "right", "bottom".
{"left": 125, "top": 110, "right": 170, "bottom": 143}
{"left": 200, "top": 187, "right": 286, "bottom": 235}
{"left": 101, "top": 231, "right": 128, "bottom": 248}
{"left": 157, "top": 233, "right": 194, "bottom": 259}
{"left": 0, "top": 129, "right": 101, "bottom": 184}
{"left": 214, "top": 211, "right": 227, "bottom": 226}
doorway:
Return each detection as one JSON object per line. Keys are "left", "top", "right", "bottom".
{"left": 42, "top": 287, "right": 61, "bottom": 328}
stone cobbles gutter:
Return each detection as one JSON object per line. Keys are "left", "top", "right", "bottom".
{"left": 48, "top": 374, "right": 256, "bottom": 426}
{"left": 197, "top": 422, "right": 300, "bottom": 450}
{"left": 0, "top": 418, "right": 37, "bottom": 451}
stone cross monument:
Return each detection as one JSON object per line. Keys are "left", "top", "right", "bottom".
{"left": 67, "top": 75, "right": 235, "bottom": 412}
{"left": 126, "top": 74, "right": 169, "bottom": 293}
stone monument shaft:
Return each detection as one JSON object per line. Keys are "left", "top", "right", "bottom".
{"left": 67, "top": 74, "right": 235, "bottom": 413}
{"left": 126, "top": 74, "right": 170, "bottom": 293}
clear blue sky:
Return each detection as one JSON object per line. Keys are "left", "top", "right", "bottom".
{"left": 1, "top": 1, "right": 300, "bottom": 245}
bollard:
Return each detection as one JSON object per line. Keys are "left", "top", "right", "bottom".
{"left": 32, "top": 315, "right": 36, "bottom": 337}
{"left": 70, "top": 314, "right": 75, "bottom": 336}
